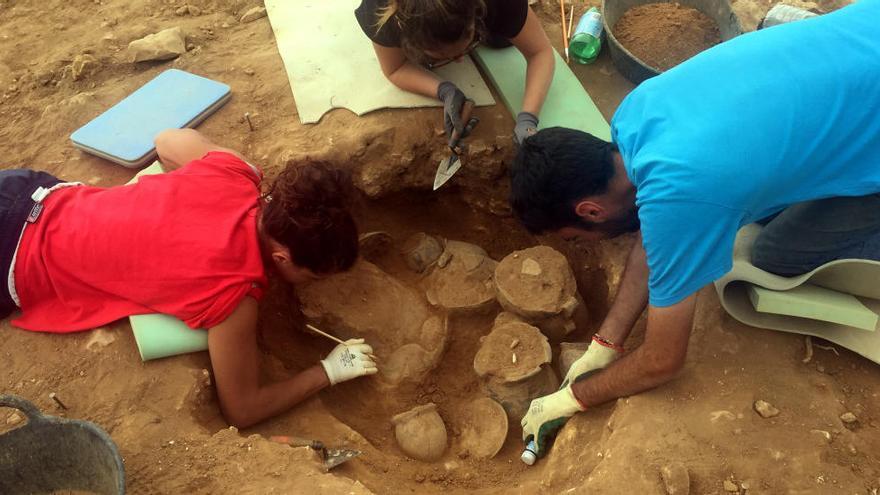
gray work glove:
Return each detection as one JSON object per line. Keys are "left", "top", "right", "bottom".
{"left": 514, "top": 111, "right": 539, "bottom": 145}
{"left": 437, "top": 81, "right": 468, "bottom": 146}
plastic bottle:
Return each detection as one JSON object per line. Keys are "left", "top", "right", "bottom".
{"left": 759, "top": 4, "right": 817, "bottom": 29}
{"left": 521, "top": 440, "right": 537, "bottom": 466}
{"left": 569, "top": 7, "right": 604, "bottom": 64}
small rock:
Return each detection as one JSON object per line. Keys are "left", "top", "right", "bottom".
{"left": 709, "top": 410, "right": 737, "bottom": 423}
{"left": 84, "top": 327, "right": 116, "bottom": 350}
{"left": 840, "top": 412, "right": 857, "bottom": 424}
{"left": 723, "top": 479, "right": 739, "bottom": 492}
{"left": 659, "top": 462, "right": 690, "bottom": 495}
{"left": 5, "top": 412, "right": 22, "bottom": 425}
{"left": 810, "top": 429, "right": 832, "bottom": 443}
{"left": 754, "top": 400, "right": 779, "bottom": 418}
{"left": 240, "top": 6, "right": 267, "bottom": 23}
{"left": 128, "top": 27, "right": 186, "bottom": 62}
{"left": 70, "top": 54, "right": 96, "bottom": 81}
{"left": 520, "top": 258, "right": 542, "bottom": 276}
{"left": 243, "top": 68, "right": 255, "bottom": 76}
{"left": 187, "top": 5, "right": 201, "bottom": 16}
{"left": 175, "top": 5, "right": 188, "bottom": 15}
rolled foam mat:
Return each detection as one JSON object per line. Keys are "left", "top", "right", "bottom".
{"left": 715, "top": 224, "right": 880, "bottom": 364}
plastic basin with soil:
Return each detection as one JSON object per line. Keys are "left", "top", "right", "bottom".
{"left": 602, "top": 0, "right": 743, "bottom": 84}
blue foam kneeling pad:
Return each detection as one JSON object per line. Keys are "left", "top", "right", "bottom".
{"left": 70, "top": 69, "right": 231, "bottom": 168}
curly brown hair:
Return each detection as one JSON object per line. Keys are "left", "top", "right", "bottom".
{"left": 261, "top": 162, "right": 358, "bottom": 275}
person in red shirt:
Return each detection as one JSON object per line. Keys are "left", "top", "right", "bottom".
{"left": 0, "top": 129, "right": 377, "bottom": 427}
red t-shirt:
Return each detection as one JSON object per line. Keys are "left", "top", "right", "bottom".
{"left": 13, "top": 151, "right": 267, "bottom": 332}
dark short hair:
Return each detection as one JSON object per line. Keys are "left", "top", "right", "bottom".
{"left": 261, "top": 162, "right": 358, "bottom": 275}
{"left": 510, "top": 127, "right": 618, "bottom": 234}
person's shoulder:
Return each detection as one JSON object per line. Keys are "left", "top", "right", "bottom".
{"left": 485, "top": 0, "right": 529, "bottom": 37}
{"left": 183, "top": 151, "right": 262, "bottom": 185}
{"left": 355, "top": 0, "right": 400, "bottom": 47}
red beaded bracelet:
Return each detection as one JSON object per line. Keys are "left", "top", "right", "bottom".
{"left": 592, "top": 334, "right": 625, "bottom": 353}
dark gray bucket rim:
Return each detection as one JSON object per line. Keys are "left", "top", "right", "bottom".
{"left": 601, "top": 0, "right": 744, "bottom": 84}
{"left": 0, "top": 394, "right": 126, "bottom": 495}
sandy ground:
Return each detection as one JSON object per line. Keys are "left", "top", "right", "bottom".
{"left": 1, "top": 0, "right": 878, "bottom": 494}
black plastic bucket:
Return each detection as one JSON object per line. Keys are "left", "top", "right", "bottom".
{"left": 0, "top": 395, "right": 125, "bottom": 495}
{"left": 602, "top": 0, "right": 743, "bottom": 84}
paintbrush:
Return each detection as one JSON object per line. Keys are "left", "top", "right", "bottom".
{"left": 568, "top": 4, "right": 575, "bottom": 41}
{"left": 559, "top": 0, "right": 569, "bottom": 63}
{"left": 306, "top": 323, "right": 378, "bottom": 361}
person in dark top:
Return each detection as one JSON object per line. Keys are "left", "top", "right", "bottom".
{"left": 355, "top": 0, "right": 555, "bottom": 145}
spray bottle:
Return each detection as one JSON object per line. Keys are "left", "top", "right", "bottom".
{"left": 569, "top": 7, "right": 604, "bottom": 64}
{"left": 521, "top": 440, "right": 538, "bottom": 466}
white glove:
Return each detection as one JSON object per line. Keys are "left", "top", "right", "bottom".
{"left": 320, "top": 339, "right": 378, "bottom": 385}
{"left": 560, "top": 336, "right": 621, "bottom": 389}
{"left": 521, "top": 385, "right": 586, "bottom": 458}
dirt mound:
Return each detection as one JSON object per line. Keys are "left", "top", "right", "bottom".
{"left": 614, "top": 2, "right": 721, "bottom": 71}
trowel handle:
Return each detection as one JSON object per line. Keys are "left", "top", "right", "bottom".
{"left": 450, "top": 99, "right": 476, "bottom": 145}
{"left": 270, "top": 435, "right": 321, "bottom": 450}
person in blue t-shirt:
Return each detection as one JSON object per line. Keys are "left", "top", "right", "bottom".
{"left": 510, "top": 0, "right": 880, "bottom": 457}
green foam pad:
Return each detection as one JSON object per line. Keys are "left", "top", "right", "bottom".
{"left": 472, "top": 47, "right": 611, "bottom": 140}
{"left": 748, "top": 283, "right": 878, "bottom": 331}
{"left": 716, "top": 224, "right": 880, "bottom": 364}
{"left": 130, "top": 313, "right": 208, "bottom": 361}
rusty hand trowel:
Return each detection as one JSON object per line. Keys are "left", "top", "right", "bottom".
{"left": 433, "top": 99, "right": 479, "bottom": 190}
{"left": 270, "top": 435, "right": 361, "bottom": 471}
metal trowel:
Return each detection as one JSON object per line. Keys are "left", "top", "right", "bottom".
{"left": 433, "top": 100, "right": 479, "bottom": 190}
{"left": 270, "top": 435, "right": 361, "bottom": 471}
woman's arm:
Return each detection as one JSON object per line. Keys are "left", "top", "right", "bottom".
{"left": 510, "top": 8, "right": 555, "bottom": 116}
{"left": 372, "top": 43, "right": 442, "bottom": 98}
{"left": 207, "top": 297, "right": 330, "bottom": 428}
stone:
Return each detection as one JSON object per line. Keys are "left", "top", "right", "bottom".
{"left": 424, "top": 240, "right": 497, "bottom": 314}
{"left": 299, "top": 260, "right": 448, "bottom": 388}
{"left": 5, "top": 412, "right": 22, "bottom": 426}
{"left": 494, "top": 246, "right": 583, "bottom": 340}
{"left": 660, "top": 462, "right": 690, "bottom": 495}
{"left": 840, "top": 412, "right": 857, "bottom": 424}
{"left": 240, "top": 6, "right": 267, "bottom": 23}
{"left": 128, "top": 27, "right": 186, "bottom": 62}
{"left": 558, "top": 341, "right": 589, "bottom": 378}
{"left": 392, "top": 403, "right": 447, "bottom": 462}
{"left": 753, "top": 400, "right": 779, "bottom": 418}
{"left": 456, "top": 397, "right": 508, "bottom": 459}
{"left": 401, "top": 233, "right": 442, "bottom": 273}
{"left": 175, "top": 5, "right": 188, "bottom": 15}
{"left": 70, "top": 54, "right": 96, "bottom": 81}
{"left": 723, "top": 479, "right": 739, "bottom": 492}
{"left": 187, "top": 5, "right": 201, "bottom": 15}
{"left": 84, "top": 327, "right": 116, "bottom": 351}
{"left": 810, "top": 429, "right": 832, "bottom": 444}
{"left": 474, "top": 320, "right": 551, "bottom": 383}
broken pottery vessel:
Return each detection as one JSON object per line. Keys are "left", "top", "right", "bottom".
{"left": 391, "top": 403, "right": 447, "bottom": 462}
{"left": 457, "top": 397, "right": 508, "bottom": 459}
{"left": 473, "top": 315, "right": 557, "bottom": 420}
{"left": 401, "top": 233, "right": 444, "bottom": 273}
{"left": 558, "top": 341, "right": 590, "bottom": 378}
{"left": 424, "top": 240, "right": 498, "bottom": 315}
{"left": 494, "top": 246, "right": 585, "bottom": 341}
{"left": 299, "top": 260, "right": 448, "bottom": 389}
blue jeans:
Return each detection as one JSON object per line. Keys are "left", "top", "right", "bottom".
{"left": 752, "top": 193, "right": 880, "bottom": 276}
{"left": 0, "top": 169, "right": 61, "bottom": 318}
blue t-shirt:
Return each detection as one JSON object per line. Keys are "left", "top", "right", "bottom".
{"left": 611, "top": 0, "right": 880, "bottom": 307}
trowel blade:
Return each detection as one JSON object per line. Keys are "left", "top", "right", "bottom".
{"left": 323, "top": 447, "right": 362, "bottom": 471}
{"left": 433, "top": 154, "right": 462, "bottom": 190}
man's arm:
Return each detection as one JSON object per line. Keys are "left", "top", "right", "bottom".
{"left": 595, "top": 232, "right": 649, "bottom": 346}
{"left": 207, "top": 297, "right": 331, "bottom": 428}
{"left": 571, "top": 295, "right": 697, "bottom": 406}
